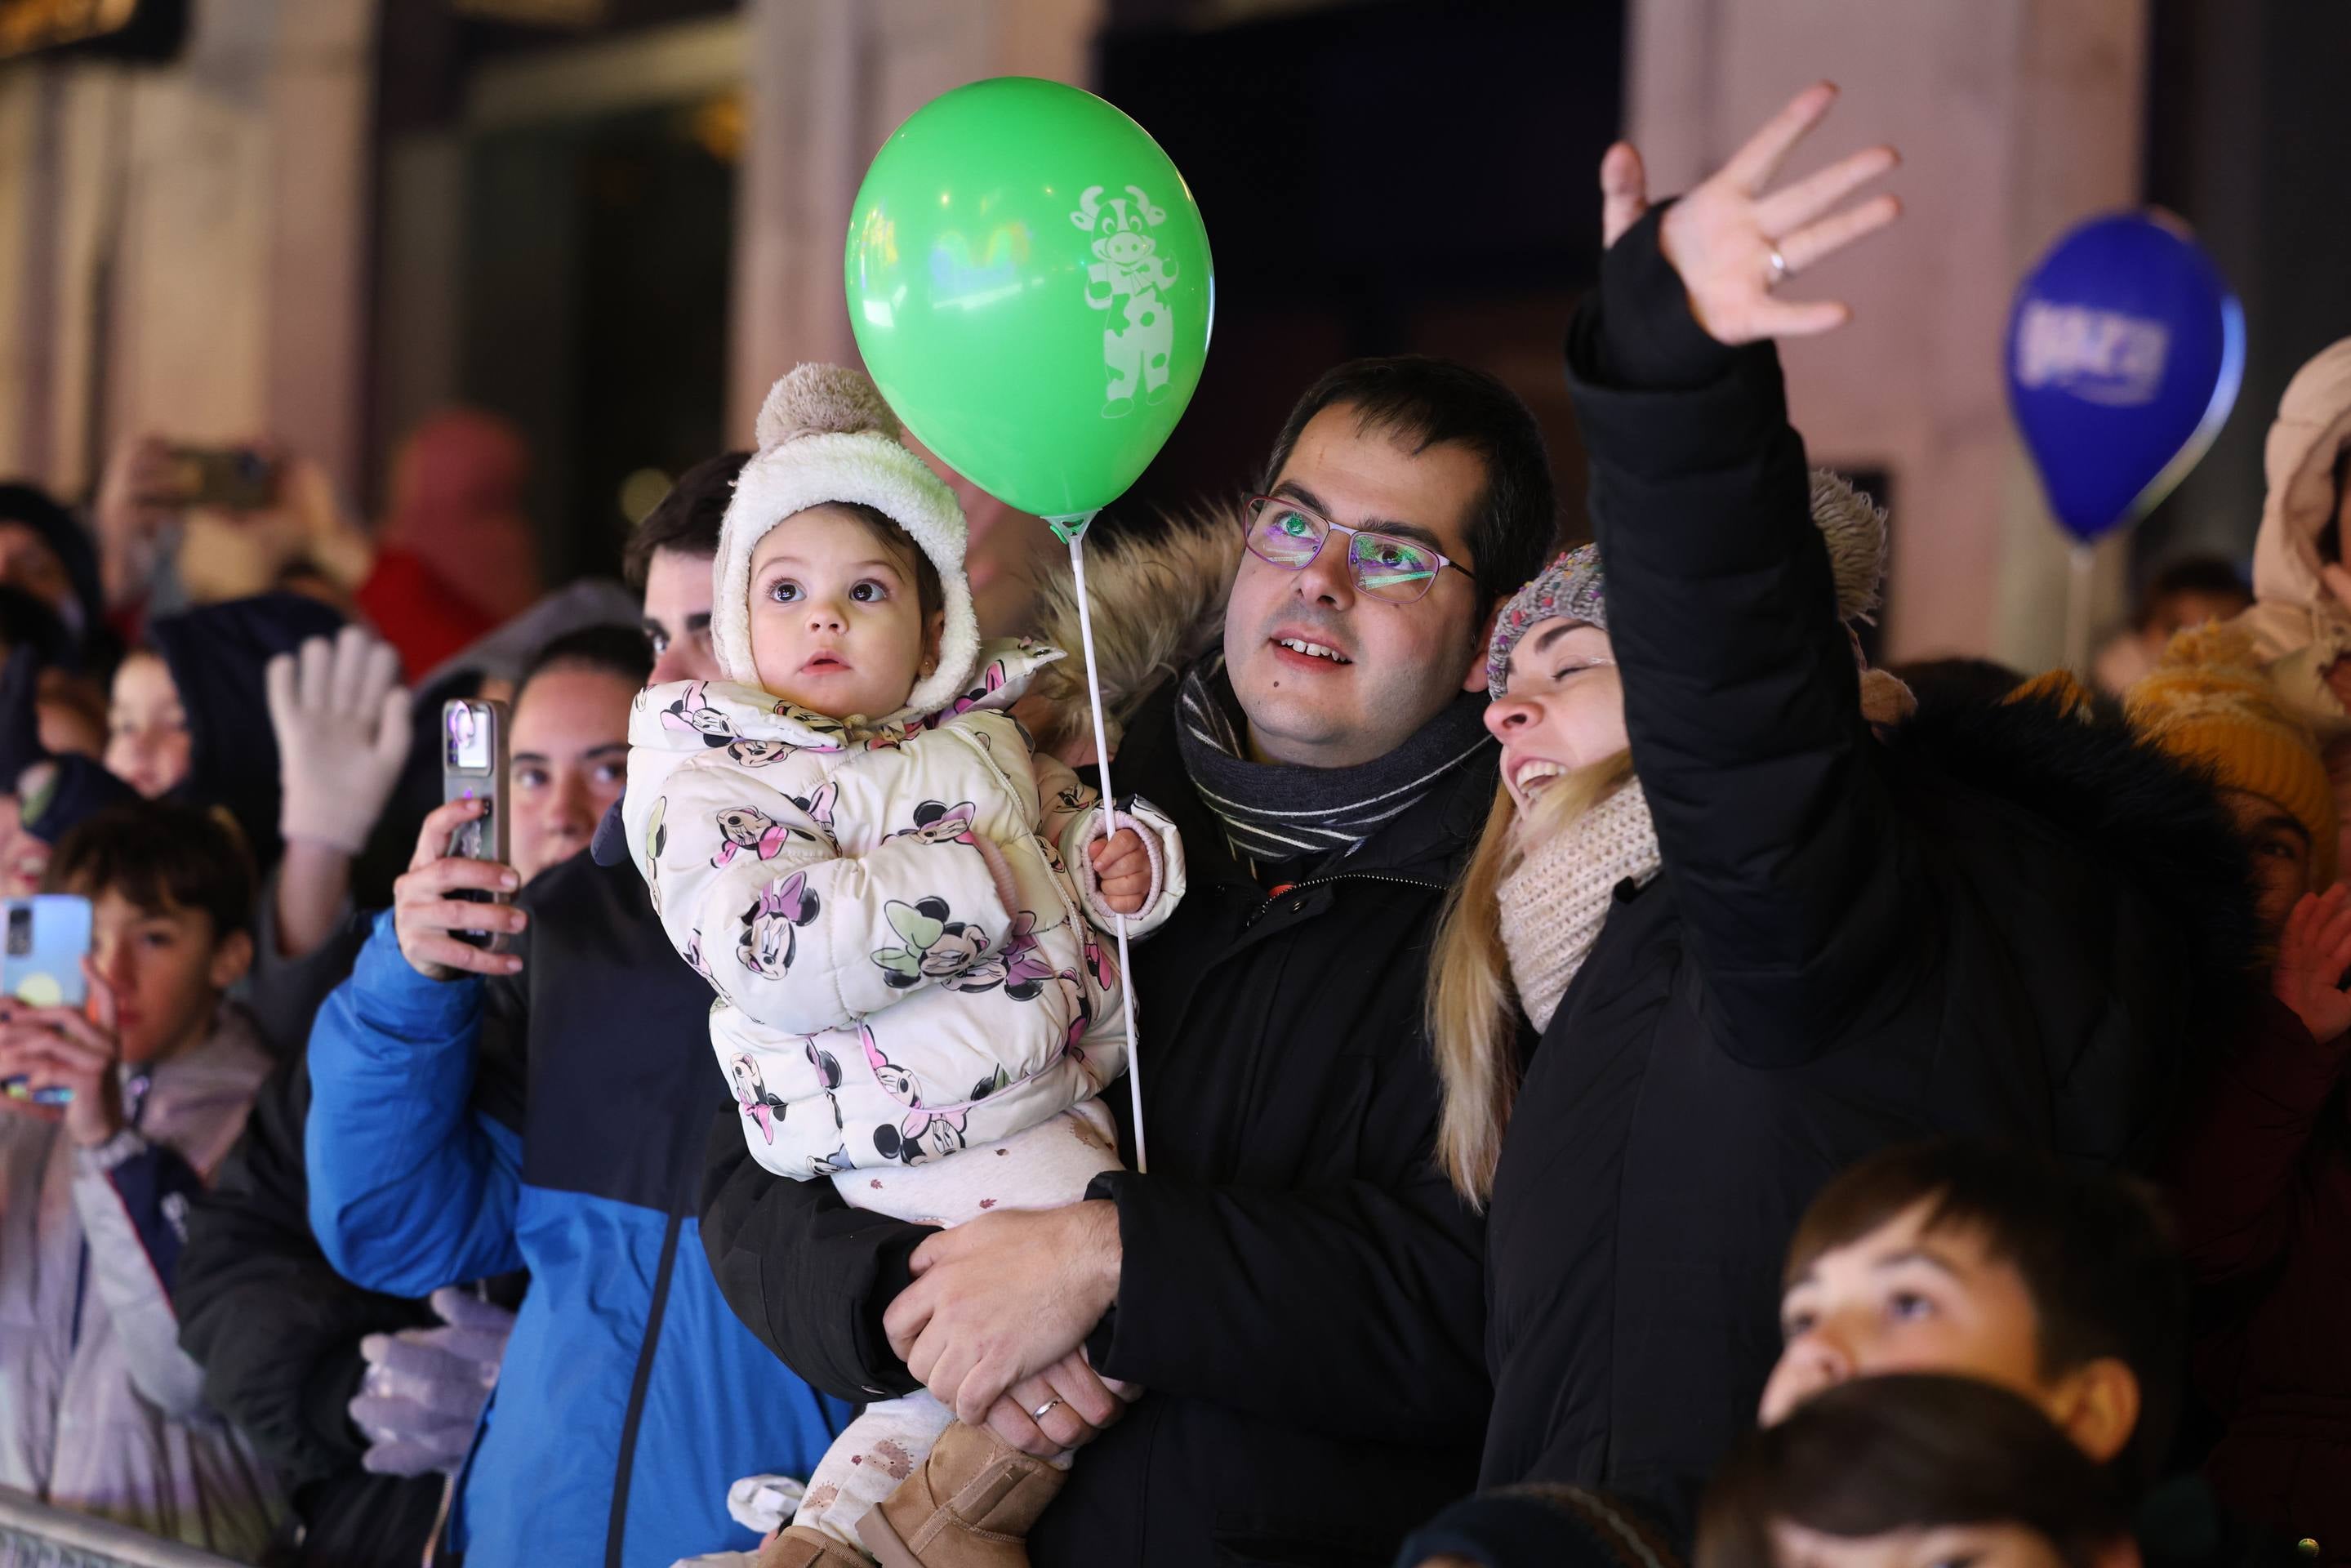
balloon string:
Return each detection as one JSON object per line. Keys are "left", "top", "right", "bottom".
{"left": 1062, "top": 521, "right": 1147, "bottom": 1176}
{"left": 2064, "top": 542, "right": 2096, "bottom": 677}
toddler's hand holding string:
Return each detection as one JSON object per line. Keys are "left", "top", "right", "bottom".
{"left": 1089, "top": 829, "right": 1153, "bottom": 915}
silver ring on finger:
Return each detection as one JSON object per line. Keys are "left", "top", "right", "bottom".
{"left": 1031, "top": 1399, "right": 1062, "bottom": 1422}
{"left": 1766, "top": 246, "right": 1792, "bottom": 288}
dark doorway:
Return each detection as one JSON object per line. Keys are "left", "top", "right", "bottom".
{"left": 459, "top": 99, "right": 736, "bottom": 585}
{"left": 1097, "top": 0, "right": 1625, "bottom": 551}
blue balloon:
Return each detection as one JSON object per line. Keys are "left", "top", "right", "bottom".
{"left": 2006, "top": 212, "right": 2243, "bottom": 543}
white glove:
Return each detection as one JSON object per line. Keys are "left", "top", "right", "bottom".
{"left": 267, "top": 625, "right": 412, "bottom": 854}
{"left": 350, "top": 1286, "right": 514, "bottom": 1478}
{"left": 725, "top": 1474, "right": 808, "bottom": 1535}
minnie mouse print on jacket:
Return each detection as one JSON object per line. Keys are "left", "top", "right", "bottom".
{"left": 623, "top": 636, "right": 1185, "bottom": 1183}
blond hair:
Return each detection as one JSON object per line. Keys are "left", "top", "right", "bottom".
{"left": 1427, "top": 751, "right": 1633, "bottom": 1205}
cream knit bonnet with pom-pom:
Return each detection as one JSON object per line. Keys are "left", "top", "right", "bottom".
{"left": 711, "top": 363, "right": 977, "bottom": 715}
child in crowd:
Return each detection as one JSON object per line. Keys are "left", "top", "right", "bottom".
{"left": 624, "top": 364, "right": 1183, "bottom": 1568}
{"left": 2122, "top": 625, "right": 2337, "bottom": 943}
{"left": 2095, "top": 557, "right": 2254, "bottom": 698}
{"left": 1699, "top": 1374, "right": 2138, "bottom": 1568}
{"left": 1400, "top": 1141, "right": 2193, "bottom": 1568}
{"left": 105, "top": 591, "right": 345, "bottom": 862}
{"left": 1760, "top": 1139, "right": 2184, "bottom": 1489}
{"left": 0, "top": 800, "right": 281, "bottom": 1559}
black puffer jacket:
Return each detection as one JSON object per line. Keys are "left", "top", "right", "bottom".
{"left": 1472, "top": 212, "right": 2259, "bottom": 1535}
{"left": 177, "top": 1054, "right": 445, "bottom": 1568}
{"left": 701, "top": 676, "right": 1495, "bottom": 1567}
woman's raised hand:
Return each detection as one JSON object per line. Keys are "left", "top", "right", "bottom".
{"left": 1602, "top": 82, "right": 1904, "bottom": 346}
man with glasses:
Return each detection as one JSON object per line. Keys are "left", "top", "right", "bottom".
{"left": 704, "top": 355, "right": 1556, "bottom": 1568}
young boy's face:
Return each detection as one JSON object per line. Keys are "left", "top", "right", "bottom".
{"left": 1768, "top": 1519, "right": 2078, "bottom": 1568}
{"left": 105, "top": 653, "right": 191, "bottom": 801}
{"left": 91, "top": 889, "right": 250, "bottom": 1067}
{"left": 748, "top": 506, "right": 942, "bottom": 722}
{"left": 1760, "top": 1198, "right": 2135, "bottom": 1465}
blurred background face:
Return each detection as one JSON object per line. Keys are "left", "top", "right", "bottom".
{"left": 508, "top": 663, "right": 635, "bottom": 882}
{"left": 0, "top": 524, "right": 75, "bottom": 619}
{"left": 38, "top": 669, "right": 105, "bottom": 760}
{"left": 89, "top": 889, "right": 249, "bottom": 1067}
{"left": 105, "top": 653, "right": 191, "bottom": 800}
{"left": 643, "top": 547, "right": 720, "bottom": 686}
{"left": 2218, "top": 786, "right": 2319, "bottom": 941}
{"left": 0, "top": 793, "right": 42, "bottom": 901}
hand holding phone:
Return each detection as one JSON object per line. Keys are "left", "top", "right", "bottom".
{"left": 151, "top": 446, "right": 280, "bottom": 512}
{"left": 0, "top": 895, "right": 89, "bottom": 1110}
{"left": 390, "top": 702, "right": 525, "bottom": 982}
{"left": 0, "top": 961, "right": 126, "bottom": 1147}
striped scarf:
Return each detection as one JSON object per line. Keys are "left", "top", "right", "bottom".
{"left": 1174, "top": 653, "right": 1494, "bottom": 868}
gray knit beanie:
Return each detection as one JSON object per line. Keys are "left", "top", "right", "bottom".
{"left": 1486, "top": 469, "right": 1889, "bottom": 697}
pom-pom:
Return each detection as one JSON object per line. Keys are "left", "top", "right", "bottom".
{"left": 755, "top": 363, "right": 902, "bottom": 452}
{"left": 1808, "top": 469, "right": 1890, "bottom": 623}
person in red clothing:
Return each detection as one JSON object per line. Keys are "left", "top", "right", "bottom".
{"left": 91, "top": 412, "right": 539, "bottom": 678}
{"left": 2132, "top": 629, "right": 2351, "bottom": 1560}
{"left": 353, "top": 409, "right": 541, "bottom": 674}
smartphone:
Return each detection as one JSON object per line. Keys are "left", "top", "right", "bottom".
{"left": 154, "top": 446, "right": 278, "bottom": 511}
{"left": 0, "top": 893, "right": 91, "bottom": 1106}
{"left": 442, "top": 698, "right": 511, "bottom": 950}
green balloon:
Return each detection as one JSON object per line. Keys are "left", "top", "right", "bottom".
{"left": 846, "top": 78, "right": 1213, "bottom": 528}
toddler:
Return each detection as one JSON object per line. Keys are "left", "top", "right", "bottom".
{"left": 624, "top": 364, "right": 1182, "bottom": 1568}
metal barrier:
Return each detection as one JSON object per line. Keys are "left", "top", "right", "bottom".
{"left": 0, "top": 1489, "right": 243, "bottom": 1568}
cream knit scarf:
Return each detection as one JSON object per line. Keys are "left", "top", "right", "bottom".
{"left": 1494, "top": 669, "right": 1916, "bottom": 1031}
{"left": 1498, "top": 781, "right": 1663, "bottom": 1031}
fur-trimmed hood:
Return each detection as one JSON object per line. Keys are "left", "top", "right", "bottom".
{"left": 1891, "top": 679, "right": 2264, "bottom": 1090}
{"left": 2232, "top": 336, "right": 2351, "bottom": 731}
{"left": 1018, "top": 506, "right": 1240, "bottom": 762}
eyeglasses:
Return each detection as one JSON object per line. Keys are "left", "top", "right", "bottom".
{"left": 1240, "top": 495, "right": 1472, "bottom": 605}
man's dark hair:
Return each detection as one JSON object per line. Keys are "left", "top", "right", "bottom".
{"left": 519, "top": 625, "right": 656, "bottom": 702}
{"left": 1784, "top": 1138, "right": 2184, "bottom": 1486}
{"left": 2137, "top": 554, "right": 2251, "bottom": 630}
{"left": 1698, "top": 1374, "right": 2131, "bottom": 1568}
{"left": 1260, "top": 355, "right": 1557, "bottom": 610}
{"left": 622, "top": 452, "right": 750, "bottom": 592}
{"left": 45, "top": 800, "right": 256, "bottom": 941}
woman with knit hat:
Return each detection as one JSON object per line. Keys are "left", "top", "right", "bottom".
{"left": 1404, "top": 87, "right": 2260, "bottom": 1563}
{"left": 623, "top": 363, "right": 1184, "bottom": 1568}
{"left": 2126, "top": 625, "right": 2338, "bottom": 938}
{"left": 2151, "top": 630, "right": 2351, "bottom": 1560}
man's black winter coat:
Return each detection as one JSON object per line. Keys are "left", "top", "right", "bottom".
{"left": 701, "top": 680, "right": 1498, "bottom": 1567}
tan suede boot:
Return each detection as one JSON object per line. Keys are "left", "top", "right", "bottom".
{"left": 755, "top": 1522, "right": 873, "bottom": 1568}
{"left": 855, "top": 1419, "right": 1064, "bottom": 1568}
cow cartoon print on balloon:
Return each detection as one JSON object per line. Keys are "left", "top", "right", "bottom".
{"left": 1072, "top": 184, "right": 1179, "bottom": 417}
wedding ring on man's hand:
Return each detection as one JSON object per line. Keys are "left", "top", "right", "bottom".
{"left": 1766, "top": 247, "right": 1792, "bottom": 287}
{"left": 1031, "top": 1399, "right": 1063, "bottom": 1422}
